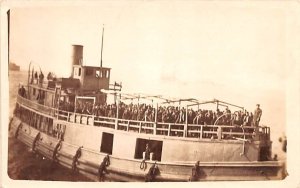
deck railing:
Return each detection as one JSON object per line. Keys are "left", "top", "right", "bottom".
{"left": 17, "top": 95, "right": 57, "bottom": 117}
{"left": 16, "top": 95, "right": 268, "bottom": 141}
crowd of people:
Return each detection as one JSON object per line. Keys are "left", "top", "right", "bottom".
{"left": 17, "top": 80, "right": 262, "bottom": 127}
{"left": 21, "top": 69, "right": 263, "bottom": 127}
{"left": 58, "top": 100, "right": 262, "bottom": 127}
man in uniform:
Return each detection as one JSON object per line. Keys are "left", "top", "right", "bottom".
{"left": 253, "top": 104, "right": 262, "bottom": 127}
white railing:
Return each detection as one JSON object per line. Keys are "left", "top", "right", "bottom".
{"left": 16, "top": 95, "right": 267, "bottom": 141}
{"left": 17, "top": 95, "right": 57, "bottom": 117}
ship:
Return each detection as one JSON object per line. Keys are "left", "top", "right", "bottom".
{"left": 9, "top": 44, "right": 286, "bottom": 182}
{"left": 9, "top": 62, "right": 20, "bottom": 71}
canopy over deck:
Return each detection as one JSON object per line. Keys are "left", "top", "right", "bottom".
{"left": 100, "top": 89, "right": 244, "bottom": 110}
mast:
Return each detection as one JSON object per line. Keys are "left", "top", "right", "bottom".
{"left": 100, "top": 25, "right": 104, "bottom": 68}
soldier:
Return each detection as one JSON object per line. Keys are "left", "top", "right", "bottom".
{"left": 39, "top": 71, "right": 44, "bottom": 85}
{"left": 243, "top": 111, "right": 250, "bottom": 126}
{"left": 47, "top": 72, "right": 53, "bottom": 80}
{"left": 179, "top": 107, "right": 186, "bottom": 123}
{"left": 253, "top": 104, "right": 262, "bottom": 127}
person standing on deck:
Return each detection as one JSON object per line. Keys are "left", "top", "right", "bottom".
{"left": 253, "top": 104, "right": 262, "bottom": 127}
{"left": 39, "top": 71, "right": 44, "bottom": 86}
{"left": 18, "top": 85, "right": 26, "bottom": 98}
{"left": 34, "top": 71, "right": 38, "bottom": 80}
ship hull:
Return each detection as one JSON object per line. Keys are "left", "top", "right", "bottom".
{"left": 9, "top": 116, "right": 286, "bottom": 182}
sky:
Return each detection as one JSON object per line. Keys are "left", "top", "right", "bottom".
{"left": 8, "top": 1, "right": 295, "bottom": 139}
{"left": 3, "top": 1, "right": 300, "bottom": 186}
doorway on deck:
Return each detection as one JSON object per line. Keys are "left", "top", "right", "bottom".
{"left": 134, "top": 138, "right": 163, "bottom": 161}
{"left": 100, "top": 132, "right": 114, "bottom": 155}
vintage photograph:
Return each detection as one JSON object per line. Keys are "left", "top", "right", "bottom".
{"left": 2, "top": 1, "right": 299, "bottom": 187}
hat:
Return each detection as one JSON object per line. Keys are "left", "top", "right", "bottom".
{"left": 256, "top": 104, "right": 260, "bottom": 107}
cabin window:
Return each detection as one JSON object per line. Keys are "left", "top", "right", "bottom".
{"left": 106, "top": 70, "right": 110, "bottom": 78}
{"left": 96, "top": 70, "right": 100, "bottom": 78}
{"left": 100, "top": 132, "right": 114, "bottom": 155}
{"left": 74, "top": 67, "right": 77, "bottom": 75}
{"left": 85, "top": 68, "right": 93, "bottom": 76}
{"left": 74, "top": 67, "right": 81, "bottom": 76}
{"left": 134, "top": 138, "right": 163, "bottom": 161}
{"left": 101, "top": 70, "right": 106, "bottom": 78}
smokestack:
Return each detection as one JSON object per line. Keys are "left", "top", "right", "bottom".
{"left": 71, "top": 45, "right": 83, "bottom": 77}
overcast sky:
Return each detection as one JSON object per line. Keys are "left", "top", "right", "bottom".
{"left": 8, "top": 1, "right": 298, "bottom": 138}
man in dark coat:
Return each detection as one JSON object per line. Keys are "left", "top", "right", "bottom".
{"left": 253, "top": 104, "right": 262, "bottom": 127}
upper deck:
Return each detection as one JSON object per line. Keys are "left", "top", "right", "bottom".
{"left": 15, "top": 92, "right": 270, "bottom": 142}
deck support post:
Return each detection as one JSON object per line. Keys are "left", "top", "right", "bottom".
{"left": 154, "top": 103, "right": 158, "bottom": 135}
{"left": 67, "top": 112, "right": 70, "bottom": 122}
{"left": 139, "top": 122, "right": 142, "bottom": 133}
{"left": 184, "top": 105, "right": 188, "bottom": 137}
{"left": 115, "top": 97, "right": 119, "bottom": 130}
{"left": 217, "top": 126, "right": 222, "bottom": 140}
{"left": 200, "top": 125, "right": 203, "bottom": 139}
{"left": 115, "top": 119, "right": 118, "bottom": 130}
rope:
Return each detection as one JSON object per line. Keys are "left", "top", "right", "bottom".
{"left": 140, "top": 159, "right": 147, "bottom": 171}
{"left": 145, "top": 162, "right": 159, "bottom": 182}
{"left": 52, "top": 140, "right": 62, "bottom": 162}
{"left": 15, "top": 123, "right": 22, "bottom": 139}
{"left": 72, "top": 146, "right": 83, "bottom": 172}
{"left": 105, "top": 155, "right": 110, "bottom": 167}
{"left": 32, "top": 132, "right": 40, "bottom": 151}
{"left": 189, "top": 161, "right": 200, "bottom": 182}
{"left": 98, "top": 155, "right": 110, "bottom": 181}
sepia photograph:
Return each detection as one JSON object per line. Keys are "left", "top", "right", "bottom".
{"left": 1, "top": 1, "right": 300, "bottom": 188}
